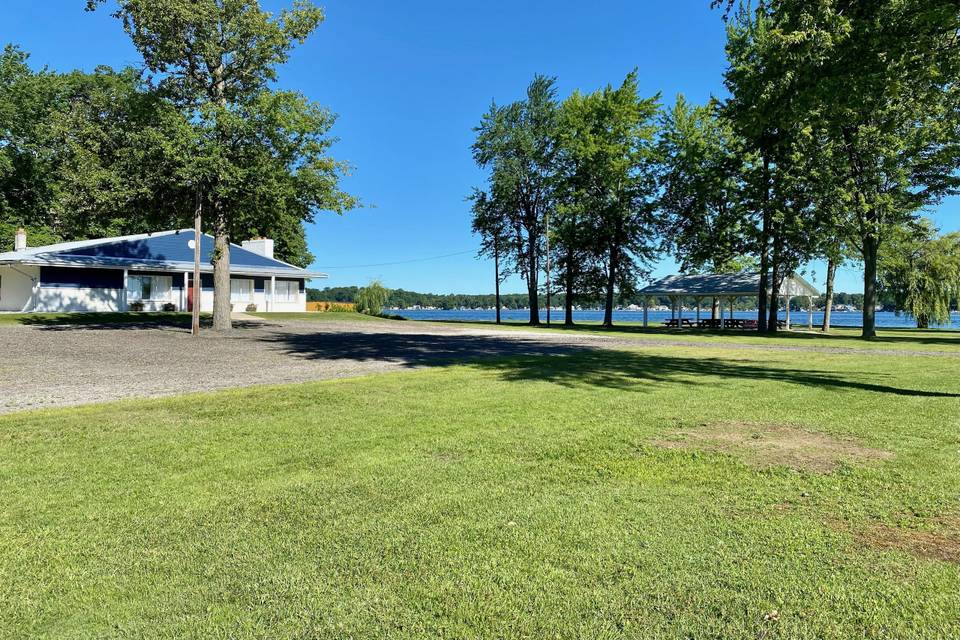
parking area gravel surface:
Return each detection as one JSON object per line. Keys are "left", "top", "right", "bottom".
{"left": 1, "top": 315, "right": 954, "bottom": 415}
{"left": 0, "top": 316, "right": 606, "bottom": 414}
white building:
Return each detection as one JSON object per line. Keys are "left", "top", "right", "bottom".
{"left": 0, "top": 228, "right": 326, "bottom": 313}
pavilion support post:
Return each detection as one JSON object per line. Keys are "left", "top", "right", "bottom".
{"left": 696, "top": 298, "right": 701, "bottom": 326}
{"left": 719, "top": 296, "right": 726, "bottom": 330}
{"left": 730, "top": 298, "right": 735, "bottom": 328}
{"left": 643, "top": 296, "right": 649, "bottom": 328}
{"left": 677, "top": 297, "right": 683, "bottom": 328}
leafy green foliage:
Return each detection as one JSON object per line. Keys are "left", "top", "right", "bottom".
{"left": 88, "top": 0, "right": 356, "bottom": 330}
{"left": 355, "top": 279, "right": 390, "bottom": 316}
{"left": 880, "top": 221, "right": 960, "bottom": 327}
{"left": 472, "top": 75, "right": 560, "bottom": 324}
{"left": 557, "top": 72, "right": 661, "bottom": 326}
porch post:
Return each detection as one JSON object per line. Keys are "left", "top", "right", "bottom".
{"left": 182, "top": 271, "right": 189, "bottom": 311}
{"left": 122, "top": 268, "right": 128, "bottom": 311}
{"left": 270, "top": 275, "right": 276, "bottom": 312}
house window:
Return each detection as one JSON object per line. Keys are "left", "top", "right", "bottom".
{"left": 128, "top": 274, "right": 172, "bottom": 301}
{"left": 274, "top": 280, "right": 298, "bottom": 303}
{"left": 230, "top": 278, "right": 254, "bottom": 302}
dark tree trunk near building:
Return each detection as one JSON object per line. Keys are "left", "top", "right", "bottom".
{"left": 211, "top": 209, "right": 232, "bottom": 332}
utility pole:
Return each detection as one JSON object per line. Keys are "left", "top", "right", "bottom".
{"left": 192, "top": 193, "right": 202, "bottom": 336}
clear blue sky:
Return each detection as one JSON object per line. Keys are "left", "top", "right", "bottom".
{"left": 3, "top": 0, "right": 958, "bottom": 294}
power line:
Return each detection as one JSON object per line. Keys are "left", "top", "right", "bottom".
{"left": 314, "top": 248, "right": 477, "bottom": 270}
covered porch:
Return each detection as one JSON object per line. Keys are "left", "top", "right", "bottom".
{"left": 637, "top": 272, "right": 820, "bottom": 330}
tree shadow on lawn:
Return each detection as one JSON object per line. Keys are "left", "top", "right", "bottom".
{"left": 263, "top": 330, "right": 960, "bottom": 398}
{"left": 424, "top": 320, "right": 960, "bottom": 349}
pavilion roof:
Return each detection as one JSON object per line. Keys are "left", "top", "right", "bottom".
{"left": 638, "top": 272, "right": 819, "bottom": 298}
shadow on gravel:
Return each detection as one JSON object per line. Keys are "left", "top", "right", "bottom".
{"left": 16, "top": 313, "right": 275, "bottom": 332}
{"left": 263, "top": 330, "right": 960, "bottom": 398}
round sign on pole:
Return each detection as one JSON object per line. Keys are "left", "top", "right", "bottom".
{"left": 188, "top": 239, "right": 196, "bottom": 250}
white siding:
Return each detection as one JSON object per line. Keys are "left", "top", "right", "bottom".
{"left": 0, "top": 265, "right": 39, "bottom": 312}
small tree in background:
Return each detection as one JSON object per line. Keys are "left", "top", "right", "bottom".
{"left": 356, "top": 280, "right": 389, "bottom": 316}
{"left": 880, "top": 221, "right": 960, "bottom": 328}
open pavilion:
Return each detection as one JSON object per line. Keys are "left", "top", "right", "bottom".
{"left": 637, "top": 272, "right": 820, "bottom": 330}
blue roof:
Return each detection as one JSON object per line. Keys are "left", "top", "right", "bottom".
{"left": 0, "top": 229, "right": 326, "bottom": 278}
{"left": 67, "top": 231, "right": 280, "bottom": 268}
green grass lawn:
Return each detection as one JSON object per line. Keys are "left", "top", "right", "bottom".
{"left": 2, "top": 341, "right": 958, "bottom": 638}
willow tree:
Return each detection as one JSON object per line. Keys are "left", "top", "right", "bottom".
{"left": 880, "top": 221, "right": 960, "bottom": 328}
{"left": 88, "top": 0, "right": 356, "bottom": 330}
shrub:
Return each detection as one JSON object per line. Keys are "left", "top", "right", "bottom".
{"left": 245, "top": 303, "right": 258, "bottom": 312}
{"left": 306, "top": 301, "right": 355, "bottom": 312}
{"left": 162, "top": 302, "right": 177, "bottom": 312}
{"left": 355, "top": 280, "right": 389, "bottom": 316}
{"left": 129, "top": 301, "right": 145, "bottom": 312}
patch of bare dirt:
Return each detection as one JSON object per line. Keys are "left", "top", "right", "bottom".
{"left": 654, "top": 421, "right": 893, "bottom": 472}
{"left": 835, "top": 515, "right": 960, "bottom": 564}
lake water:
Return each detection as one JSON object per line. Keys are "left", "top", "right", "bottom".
{"left": 388, "top": 308, "right": 960, "bottom": 329}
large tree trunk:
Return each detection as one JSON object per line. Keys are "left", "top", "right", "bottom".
{"left": 711, "top": 296, "right": 719, "bottom": 321}
{"left": 862, "top": 232, "right": 879, "bottom": 339}
{"left": 211, "top": 214, "right": 232, "bottom": 332}
{"left": 767, "top": 236, "right": 782, "bottom": 334}
{"left": 209, "top": 64, "right": 232, "bottom": 333}
{"left": 821, "top": 258, "right": 836, "bottom": 332}
{"left": 564, "top": 246, "right": 575, "bottom": 326}
{"left": 757, "top": 151, "right": 772, "bottom": 332}
{"left": 494, "top": 238, "right": 501, "bottom": 325}
{"left": 603, "top": 244, "right": 617, "bottom": 328}
{"left": 527, "top": 231, "right": 539, "bottom": 325}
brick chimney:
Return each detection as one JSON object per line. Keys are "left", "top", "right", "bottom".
{"left": 14, "top": 228, "right": 26, "bottom": 251}
{"left": 241, "top": 237, "right": 274, "bottom": 259}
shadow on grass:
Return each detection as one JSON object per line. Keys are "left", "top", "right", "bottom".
{"left": 263, "top": 330, "right": 960, "bottom": 398}
{"left": 420, "top": 320, "right": 960, "bottom": 348}
{"left": 12, "top": 312, "right": 272, "bottom": 331}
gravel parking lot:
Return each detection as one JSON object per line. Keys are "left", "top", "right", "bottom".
{"left": 2, "top": 314, "right": 953, "bottom": 415}
{"left": 0, "top": 316, "right": 606, "bottom": 415}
